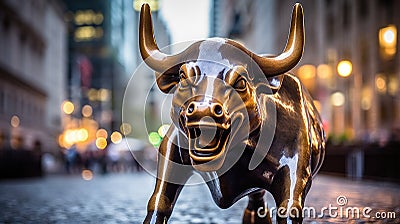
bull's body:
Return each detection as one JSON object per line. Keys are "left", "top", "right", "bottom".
{"left": 196, "top": 73, "right": 325, "bottom": 208}
{"left": 146, "top": 73, "right": 325, "bottom": 224}
{"left": 138, "top": 3, "right": 326, "bottom": 224}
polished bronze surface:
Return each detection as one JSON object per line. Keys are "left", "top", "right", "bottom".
{"left": 139, "top": 3, "right": 325, "bottom": 224}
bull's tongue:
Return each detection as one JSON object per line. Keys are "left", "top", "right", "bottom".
{"left": 197, "top": 131, "right": 219, "bottom": 148}
{"left": 188, "top": 126, "right": 221, "bottom": 150}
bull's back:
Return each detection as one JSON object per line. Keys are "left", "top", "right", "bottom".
{"left": 272, "top": 74, "right": 326, "bottom": 176}
{"left": 302, "top": 85, "right": 326, "bottom": 176}
{"left": 295, "top": 75, "right": 326, "bottom": 176}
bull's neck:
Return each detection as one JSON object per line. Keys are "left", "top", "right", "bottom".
{"left": 244, "top": 124, "right": 262, "bottom": 149}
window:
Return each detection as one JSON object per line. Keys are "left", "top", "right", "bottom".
{"left": 343, "top": 1, "right": 351, "bottom": 29}
{"left": 358, "top": 0, "right": 369, "bottom": 19}
{"left": 326, "top": 14, "right": 334, "bottom": 42}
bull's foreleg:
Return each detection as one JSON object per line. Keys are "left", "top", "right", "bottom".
{"left": 242, "top": 190, "right": 272, "bottom": 224}
{"left": 144, "top": 131, "right": 193, "bottom": 224}
{"left": 270, "top": 149, "right": 312, "bottom": 224}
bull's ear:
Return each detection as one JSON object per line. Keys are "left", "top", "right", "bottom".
{"left": 155, "top": 72, "right": 179, "bottom": 94}
{"left": 255, "top": 75, "right": 283, "bottom": 95}
{"left": 267, "top": 75, "right": 283, "bottom": 94}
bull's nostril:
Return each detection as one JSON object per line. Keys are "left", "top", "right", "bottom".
{"left": 213, "top": 104, "right": 223, "bottom": 116}
{"left": 187, "top": 103, "right": 195, "bottom": 115}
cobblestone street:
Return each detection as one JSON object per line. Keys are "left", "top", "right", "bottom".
{"left": 0, "top": 173, "right": 399, "bottom": 223}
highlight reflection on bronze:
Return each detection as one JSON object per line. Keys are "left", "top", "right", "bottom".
{"left": 139, "top": 3, "right": 325, "bottom": 224}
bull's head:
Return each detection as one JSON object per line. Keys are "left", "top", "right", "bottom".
{"left": 139, "top": 4, "right": 304, "bottom": 171}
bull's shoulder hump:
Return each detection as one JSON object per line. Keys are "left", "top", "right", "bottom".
{"left": 275, "top": 73, "right": 304, "bottom": 102}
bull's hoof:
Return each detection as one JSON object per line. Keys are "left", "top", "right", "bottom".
{"left": 276, "top": 200, "right": 304, "bottom": 224}
{"left": 143, "top": 211, "right": 168, "bottom": 224}
{"left": 242, "top": 207, "right": 272, "bottom": 224}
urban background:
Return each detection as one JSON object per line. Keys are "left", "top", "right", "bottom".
{"left": 0, "top": 0, "right": 399, "bottom": 223}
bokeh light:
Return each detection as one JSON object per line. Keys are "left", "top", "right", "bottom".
{"left": 82, "top": 105, "right": 93, "bottom": 117}
{"left": 297, "top": 64, "right": 316, "bottom": 80}
{"left": 158, "top": 124, "right": 170, "bottom": 138}
{"left": 76, "top": 128, "right": 89, "bottom": 142}
{"left": 331, "top": 92, "right": 345, "bottom": 107}
{"left": 64, "top": 129, "right": 77, "bottom": 146}
{"left": 88, "top": 89, "right": 98, "bottom": 101}
{"left": 81, "top": 169, "right": 93, "bottom": 181}
{"left": 317, "top": 64, "right": 332, "bottom": 79}
{"left": 96, "top": 137, "right": 107, "bottom": 150}
{"left": 10, "top": 115, "right": 20, "bottom": 128}
{"left": 379, "top": 25, "right": 397, "bottom": 48}
{"left": 148, "top": 132, "right": 162, "bottom": 146}
{"left": 110, "top": 131, "right": 122, "bottom": 144}
{"left": 62, "top": 101, "right": 75, "bottom": 114}
{"left": 375, "top": 75, "right": 387, "bottom": 93}
{"left": 120, "top": 123, "right": 132, "bottom": 135}
{"left": 96, "top": 129, "right": 108, "bottom": 139}
{"left": 98, "top": 88, "right": 110, "bottom": 102}
{"left": 337, "top": 60, "right": 352, "bottom": 77}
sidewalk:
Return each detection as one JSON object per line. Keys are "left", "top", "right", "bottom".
{"left": 0, "top": 173, "right": 399, "bottom": 223}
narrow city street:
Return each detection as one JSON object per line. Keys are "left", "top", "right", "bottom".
{"left": 0, "top": 173, "right": 399, "bottom": 223}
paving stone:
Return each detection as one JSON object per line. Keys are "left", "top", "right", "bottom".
{"left": 0, "top": 173, "right": 399, "bottom": 223}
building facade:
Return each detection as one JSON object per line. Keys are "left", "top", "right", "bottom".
{"left": 210, "top": 0, "right": 400, "bottom": 143}
{"left": 0, "top": 0, "right": 67, "bottom": 152}
{"left": 62, "top": 0, "right": 171, "bottom": 145}
{"left": 123, "top": 0, "right": 172, "bottom": 139}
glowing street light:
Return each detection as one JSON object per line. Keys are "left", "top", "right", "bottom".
{"left": 379, "top": 25, "right": 397, "bottom": 58}
{"left": 337, "top": 60, "right": 352, "bottom": 78}
{"left": 379, "top": 25, "right": 397, "bottom": 48}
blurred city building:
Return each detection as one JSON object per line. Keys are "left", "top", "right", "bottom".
{"left": 0, "top": 0, "right": 66, "bottom": 152}
{"left": 61, "top": 0, "right": 136, "bottom": 151}
{"left": 210, "top": 0, "right": 276, "bottom": 54}
{"left": 124, "top": 0, "right": 172, "bottom": 139}
{"left": 63, "top": 0, "right": 126, "bottom": 137}
{"left": 211, "top": 0, "right": 400, "bottom": 180}
{"left": 211, "top": 0, "right": 400, "bottom": 144}
{"left": 61, "top": 0, "right": 171, "bottom": 150}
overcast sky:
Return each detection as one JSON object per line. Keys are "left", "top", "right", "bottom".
{"left": 160, "top": 0, "right": 211, "bottom": 51}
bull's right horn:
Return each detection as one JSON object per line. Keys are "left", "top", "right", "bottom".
{"left": 139, "top": 3, "right": 181, "bottom": 73}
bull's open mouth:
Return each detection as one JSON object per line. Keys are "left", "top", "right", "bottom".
{"left": 186, "top": 123, "right": 230, "bottom": 163}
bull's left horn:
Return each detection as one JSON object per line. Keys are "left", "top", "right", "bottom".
{"left": 139, "top": 4, "right": 181, "bottom": 73}
{"left": 254, "top": 3, "right": 304, "bottom": 76}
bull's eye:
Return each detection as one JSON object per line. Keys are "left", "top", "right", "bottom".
{"left": 233, "top": 78, "right": 247, "bottom": 91}
{"left": 178, "top": 70, "right": 191, "bottom": 89}
{"left": 179, "top": 70, "right": 187, "bottom": 81}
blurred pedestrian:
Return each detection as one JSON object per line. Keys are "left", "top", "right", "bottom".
{"left": 65, "top": 144, "right": 78, "bottom": 174}
{"left": 32, "top": 140, "right": 43, "bottom": 176}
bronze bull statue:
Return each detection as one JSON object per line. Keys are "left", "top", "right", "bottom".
{"left": 139, "top": 3, "right": 325, "bottom": 224}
